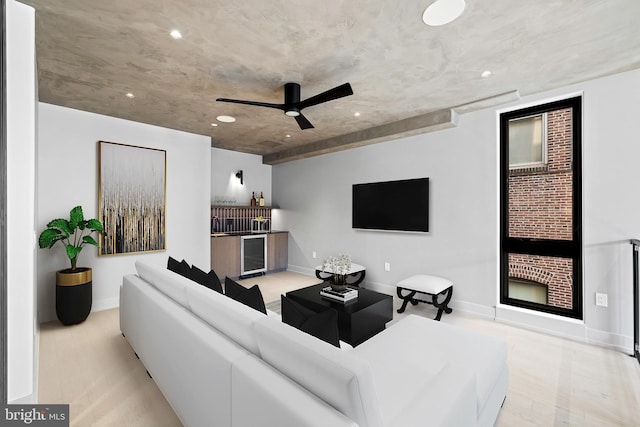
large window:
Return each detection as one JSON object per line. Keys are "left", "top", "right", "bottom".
{"left": 500, "top": 97, "right": 582, "bottom": 319}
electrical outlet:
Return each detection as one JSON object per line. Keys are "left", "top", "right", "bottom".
{"left": 312, "top": 251, "right": 317, "bottom": 259}
{"left": 384, "top": 262, "right": 390, "bottom": 271}
{"left": 595, "top": 293, "right": 608, "bottom": 307}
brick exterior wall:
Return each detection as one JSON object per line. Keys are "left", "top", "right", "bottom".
{"left": 508, "top": 253, "right": 573, "bottom": 309}
{"left": 507, "top": 108, "right": 574, "bottom": 309}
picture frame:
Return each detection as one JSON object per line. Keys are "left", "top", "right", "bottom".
{"left": 98, "top": 141, "right": 166, "bottom": 256}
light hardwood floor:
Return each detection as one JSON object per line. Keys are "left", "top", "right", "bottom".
{"left": 38, "top": 272, "right": 640, "bottom": 426}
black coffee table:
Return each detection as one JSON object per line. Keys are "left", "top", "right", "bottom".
{"left": 285, "top": 283, "right": 393, "bottom": 346}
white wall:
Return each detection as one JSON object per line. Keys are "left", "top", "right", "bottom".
{"left": 580, "top": 69, "right": 640, "bottom": 350}
{"left": 211, "top": 147, "right": 272, "bottom": 207}
{"left": 273, "top": 68, "right": 640, "bottom": 352}
{"left": 274, "top": 109, "right": 498, "bottom": 311}
{"left": 37, "top": 104, "right": 211, "bottom": 322}
{"left": 6, "top": 0, "right": 37, "bottom": 403}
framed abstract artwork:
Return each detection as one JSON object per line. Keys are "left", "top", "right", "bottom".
{"left": 98, "top": 141, "right": 166, "bottom": 255}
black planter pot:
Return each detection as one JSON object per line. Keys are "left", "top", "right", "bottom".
{"left": 56, "top": 267, "right": 92, "bottom": 326}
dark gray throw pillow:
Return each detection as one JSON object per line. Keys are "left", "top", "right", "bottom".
{"left": 224, "top": 277, "right": 267, "bottom": 314}
{"left": 281, "top": 295, "right": 340, "bottom": 347}
{"left": 190, "top": 265, "right": 223, "bottom": 294}
{"left": 167, "top": 256, "right": 191, "bottom": 278}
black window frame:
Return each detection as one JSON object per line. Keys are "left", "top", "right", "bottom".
{"left": 500, "top": 96, "right": 583, "bottom": 319}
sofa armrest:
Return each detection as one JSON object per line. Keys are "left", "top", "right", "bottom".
{"left": 232, "top": 354, "right": 358, "bottom": 427}
{"left": 389, "top": 364, "right": 477, "bottom": 427}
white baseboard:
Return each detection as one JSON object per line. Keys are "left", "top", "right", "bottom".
{"left": 496, "top": 308, "right": 634, "bottom": 355}
{"left": 496, "top": 305, "right": 586, "bottom": 342}
{"left": 9, "top": 392, "right": 37, "bottom": 404}
{"left": 451, "top": 300, "right": 496, "bottom": 319}
{"left": 286, "top": 264, "right": 315, "bottom": 277}
{"left": 361, "top": 280, "right": 394, "bottom": 295}
{"left": 38, "top": 307, "right": 56, "bottom": 324}
{"left": 93, "top": 296, "right": 120, "bottom": 312}
{"left": 585, "top": 327, "right": 634, "bottom": 355}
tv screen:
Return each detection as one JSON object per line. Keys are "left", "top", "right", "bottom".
{"left": 352, "top": 177, "right": 429, "bottom": 232}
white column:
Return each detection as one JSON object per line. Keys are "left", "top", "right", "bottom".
{"left": 6, "top": 0, "right": 37, "bottom": 403}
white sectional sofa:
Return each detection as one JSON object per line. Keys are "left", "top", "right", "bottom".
{"left": 120, "top": 261, "right": 508, "bottom": 427}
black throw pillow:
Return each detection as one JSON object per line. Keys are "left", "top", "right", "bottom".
{"left": 189, "top": 265, "right": 223, "bottom": 294}
{"left": 167, "top": 256, "right": 191, "bottom": 278}
{"left": 224, "top": 277, "right": 267, "bottom": 314}
{"left": 281, "top": 295, "right": 340, "bottom": 347}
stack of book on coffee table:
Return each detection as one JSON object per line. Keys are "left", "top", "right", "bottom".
{"left": 320, "top": 286, "right": 359, "bottom": 303}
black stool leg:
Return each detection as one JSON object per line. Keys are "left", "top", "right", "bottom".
{"left": 396, "top": 288, "right": 417, "bottom": 314}
{"left": 433, "top": 286, "right": 453, "bottom": 321}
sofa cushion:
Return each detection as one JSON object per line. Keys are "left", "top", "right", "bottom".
{"left": 355, "top": 314, "right": 507, "bottom": 418}
{"left": 352, "top": 315, "right": 450, "bottom": 425}
{"left": 186, "top": 283, "right": 266, "bottom": 355}
{"left": 281, "top": 295, "right": 340, "bottom": 347}
{"left": 232, "top": 354, "right": 359, "bottom": 427}
{"left": 167, "top": 256, "right": 191, "bottom": 278}
{"left": 224, "top": 277, "right": 267, "bottom": 314}
{"left": 190, "top": 265, "right": 223, "bottom": 294}
{"left": 136, "top": 260, "right": 199, "bottom": 307}
{"left": 254, "top": 316, "right": 384, "bottom": 427}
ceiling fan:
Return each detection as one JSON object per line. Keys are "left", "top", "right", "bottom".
{"left": 216, "top": 82, "right": 353, "bottom": 130}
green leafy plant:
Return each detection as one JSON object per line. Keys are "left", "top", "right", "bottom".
{"left": 38, "top": 206, "right": 104, "bottom": 270}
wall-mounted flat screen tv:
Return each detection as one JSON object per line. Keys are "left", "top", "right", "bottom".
{"left": 352, "top": 177, "right": 429, "bottom": 232}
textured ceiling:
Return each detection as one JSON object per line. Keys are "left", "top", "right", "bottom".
{"left": 19, "top": 0, "right": 640, "bottom": 164}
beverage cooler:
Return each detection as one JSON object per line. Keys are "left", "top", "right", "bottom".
{"left": 241, "top": 234, "right": 267, "bottom": 277}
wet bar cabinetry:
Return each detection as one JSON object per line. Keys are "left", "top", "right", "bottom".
{"left": 210, "top": 232, "right": 288, "bottom": 280}
{"left": 210, "top": 206, "right": 287, "bottom": 280}
{"left": 267, "top": 232, "right": 288, "bottom": 272}
{"left": 210, "top": 235, "right": 241, "bottom": 281}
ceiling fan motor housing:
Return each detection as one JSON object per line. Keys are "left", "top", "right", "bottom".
{"left": 284, "top": 82, "right": 301, "bottom": 116}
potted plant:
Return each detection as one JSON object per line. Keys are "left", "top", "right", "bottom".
{"left": 322, "top": 253, "right": 352, "bottom": 291}
{"left": 38, "top": 206, "right": 103, "bottom": 325}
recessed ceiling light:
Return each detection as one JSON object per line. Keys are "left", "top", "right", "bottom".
{"left": 216, "top": 115, "right": 236, "bottom": 123}
{"left": 285, "top": 134, "right": 291, "bottom": 138}
{"left": 170, "top": 29, "right": 182, "bottom": 40}
{"left": 354, "top": 112, "right": 361, "bottom": 117}
{"left": 481, "top": 70, "right": 492, "bottom": 78}
{"left": 422, "top": 0, "right": 466, "bottom": 26}
{"left": 211, "top": 123, "right": 218, "bottom": 127}
{"left": 125, "top": 92, "right": 135, "bottom": 98}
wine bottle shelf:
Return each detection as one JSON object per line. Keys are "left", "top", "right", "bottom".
{"left": 211, "top": 206, "right": 272, "bottom": 234}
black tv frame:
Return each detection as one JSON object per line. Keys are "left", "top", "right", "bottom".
{"left": 352, "top": 177, "right": 429, "bottom": 233}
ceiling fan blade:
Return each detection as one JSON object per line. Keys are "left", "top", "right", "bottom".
{"left": 298, "top": 83, "right": 353, "bottom": 110}
{"left": 216, "top": 98, "right": 285, "bottom": 111}
{"left": 294, "top": 113, "right": 314, "bottom": 130}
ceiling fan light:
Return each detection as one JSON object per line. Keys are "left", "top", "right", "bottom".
{"left": 217, "top": 115, "right": 236, "bottom": 123}
{"left": 285, "top": 109, "right": 300, "bottom": 117}
{"left": 422, "top": 0, "right": 466, "bottom": 26}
